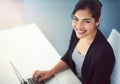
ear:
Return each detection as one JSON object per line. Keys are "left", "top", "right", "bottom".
{"left": 96, "top": 17, "right": 101, "bottom": 26}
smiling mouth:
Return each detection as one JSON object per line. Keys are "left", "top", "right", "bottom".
{"left": 75, "top": 29, "right": 87, "bottom": 34}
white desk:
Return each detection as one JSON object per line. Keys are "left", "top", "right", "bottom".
{"left": 0, "top": 24, "right": 81, "bottom": 84}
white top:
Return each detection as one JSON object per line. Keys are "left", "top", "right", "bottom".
{"left": 72, "top": 47, "right": 85, "bottom": 78}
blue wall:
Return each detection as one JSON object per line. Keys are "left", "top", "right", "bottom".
{"left": 25, "top": 0, "right": 77, "bottom": 56}
{"left": 100, "top": 0, "right": 120, "bottom": 38}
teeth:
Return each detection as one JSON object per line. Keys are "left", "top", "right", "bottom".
{"left": 76, "top": 29, "right": 86, "bottom": 34}
{"left": 78, "top": 30, "right": 85, "bottom": 33}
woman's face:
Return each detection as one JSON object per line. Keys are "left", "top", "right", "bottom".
{"left": 72, "top": 9, "right": 100, "bottom": 39}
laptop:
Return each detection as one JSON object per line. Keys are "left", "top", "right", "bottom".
{"left": 9, "top": 61, "right": 59, "bottom": 84}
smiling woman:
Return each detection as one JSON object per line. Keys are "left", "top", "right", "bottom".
{"left": 32, "top": 0, "right": 115, "bottom": 84}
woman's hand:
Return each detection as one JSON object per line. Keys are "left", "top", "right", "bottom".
{"left": 32, "top": 60, "right": 69, "bottom": 81}
{"left": 32, "top": 69, "right": 55, "bottom": 81}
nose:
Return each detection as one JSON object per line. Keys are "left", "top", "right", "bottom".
{"left": 76, "top": 21, "right": 84, "bottom": 30}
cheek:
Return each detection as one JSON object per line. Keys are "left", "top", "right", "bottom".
{"left": 85, "top": 24, "right": 95, "bottom": 29}
{"left": 72, "top": 22, "right": 76, "bottom": 29}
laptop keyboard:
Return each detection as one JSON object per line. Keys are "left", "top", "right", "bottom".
{"left": 27, "top": 78, "right": 45, "bottom": 84}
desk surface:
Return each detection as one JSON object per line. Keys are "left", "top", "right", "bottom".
{"left": 0, "top": 24, "right": 81, "bottom": 84}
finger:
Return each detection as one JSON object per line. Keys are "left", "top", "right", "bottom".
{"left": 32, "top": 70, "right": 40, "bottom": 80}
{"left": 32, "top": 70, "right": 38, "bottom": 79}
{"left": 35, "top": 72, "right": 44, "bottom": 81}
{"left": 38, "top": 75, "right": 46, "bottom": 81}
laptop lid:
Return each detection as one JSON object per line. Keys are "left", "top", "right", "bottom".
{"left": 9, "top": 61, "right": 27, "bottom": 84}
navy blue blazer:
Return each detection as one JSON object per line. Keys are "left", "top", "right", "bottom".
{"left": 61, "top": 29, "right": 115, "bottom": 84}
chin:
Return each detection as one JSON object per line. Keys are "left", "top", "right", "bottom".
{"left": 76, "top": 34, "right": 85, "bottom": 39}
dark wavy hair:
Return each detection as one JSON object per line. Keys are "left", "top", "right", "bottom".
{"left": 72, "top": 0, "right": 102, "bottom": 22}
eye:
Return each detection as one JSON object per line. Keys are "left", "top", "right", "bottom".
{"left": 85, "top": 20, "right": 90, "bottom": 23}
{"left": 73, "top": 16, "right": 78, "bottom": 21}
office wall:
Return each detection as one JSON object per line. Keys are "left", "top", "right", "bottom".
{"left": 25, "top": 0, "right": 77, "bottom": 56}
{"left": 100, "top": 0, "right": 120, "bottom": 38}
{"left": 25, "top": 0, "right": 120, "bottom": 56}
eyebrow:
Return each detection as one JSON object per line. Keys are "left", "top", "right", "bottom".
{"left": 83, "top": 18, "right": 92, "bottom": 20}
{"left": 73, "top": 15, "right": 93, "bottom": 21}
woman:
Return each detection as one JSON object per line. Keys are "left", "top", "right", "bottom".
{"left": 33, "top": 0, "right": 115, "bottom": 84}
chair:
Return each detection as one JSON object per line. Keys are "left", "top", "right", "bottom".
{"left": 107, "top": 29, "right": 120, "bottom": 84}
